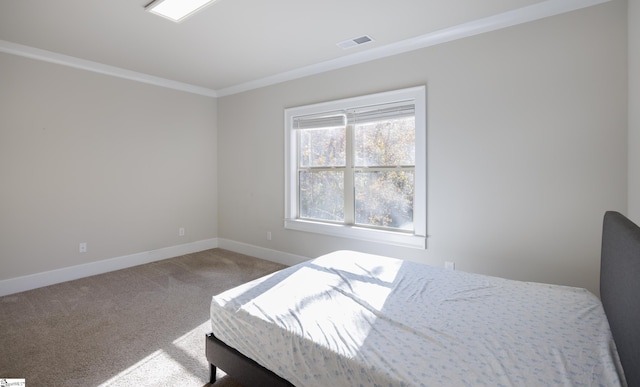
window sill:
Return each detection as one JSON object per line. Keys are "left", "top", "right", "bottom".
{"left": 284, "top": 218, "right": 426, "bottom": 249}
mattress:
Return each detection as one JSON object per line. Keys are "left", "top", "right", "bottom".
{"left": 210, "top": 250, "right": 625, "bottom": 386}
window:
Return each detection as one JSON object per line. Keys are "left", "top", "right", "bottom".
{"left": 285, "top": 86, "right": 426, "bottom": 248}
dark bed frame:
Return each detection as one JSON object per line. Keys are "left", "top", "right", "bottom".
{"left": 205, "top": 332, "right": 293, "bottom": 386}
{"left": 206, "top": 211, "right": 640, "bottom": 387}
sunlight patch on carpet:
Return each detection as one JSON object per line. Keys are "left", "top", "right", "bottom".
{"left": 98, "top": 320, "right": 211, "bottom": 386}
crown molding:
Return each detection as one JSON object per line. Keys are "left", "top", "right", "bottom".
{"left": 1, "top": 0, "right": 609, "bottom": 98}
{"left": 215, "top": 0, "right": 610, "bottom": 96}
{"left": 0, "top": 39, "right": 218, "bottom": 98}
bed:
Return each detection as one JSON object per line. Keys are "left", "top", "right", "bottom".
{"left": 206, "top": 211, "right": 639, "bottom": 386}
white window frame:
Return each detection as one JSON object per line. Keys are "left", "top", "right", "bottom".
{"left": 284, "top": 86, "right": 426, "bottom": 249}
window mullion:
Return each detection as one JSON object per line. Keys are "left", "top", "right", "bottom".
{"left": 344, "top": 124, "right": 355, "bottom": 225}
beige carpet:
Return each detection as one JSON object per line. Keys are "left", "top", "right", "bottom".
{"left": 0, "top": 249, "right": 286, "bottom": 387}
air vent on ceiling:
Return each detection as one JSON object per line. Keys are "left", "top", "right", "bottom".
{"left": 337, "top": 35, "right": 374, "bottom": 50}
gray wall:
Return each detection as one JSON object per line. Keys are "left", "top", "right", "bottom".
{"left": 218, "top": 1, "right": 627, "bottom": 295}
{"left": 0, "top": 53, "right": 218, "bottom": 280}
{"left": 0, "top": 1, "right": 630, "bottom": 297}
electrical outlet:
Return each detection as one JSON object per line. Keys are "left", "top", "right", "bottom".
{"left": 266, "top": 231, "right": 272, "bottom": 241}
{"left": 79, "top": 242, "right": 87, "bottom": 253}
{"left": 179, "top": 227, "right": 185, "bottom": 237}
{"left": 445, "top": 261, "right": 455, "bottom": 270}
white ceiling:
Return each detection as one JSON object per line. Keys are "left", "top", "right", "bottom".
{"left": 0, "top": 0, "right": 609, "bottom": 97}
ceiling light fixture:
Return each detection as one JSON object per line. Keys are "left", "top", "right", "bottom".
{"left": 145, "top": 0, "right": 218, "bottom": 23}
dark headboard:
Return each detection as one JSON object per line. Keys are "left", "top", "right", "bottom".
{"left": 600, "top": 211, "right": 640, "bottom": 387}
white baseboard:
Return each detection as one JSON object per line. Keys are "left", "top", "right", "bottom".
{"left": 0, "top": 238, "right": 219, "bottom": 297}
{"left": 0, "top": 239, "right": 310, "bottom": 297}
{"left": 217, "top": 239, "right": 309, "bottom": 267}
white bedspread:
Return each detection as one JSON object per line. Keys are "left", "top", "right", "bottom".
{"left": 210, "top": 250, "right": 625, "bottom": 386}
